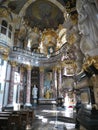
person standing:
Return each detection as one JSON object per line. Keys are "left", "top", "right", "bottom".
{"left": 75, "top": 100, "right": 81, "bottom": 129}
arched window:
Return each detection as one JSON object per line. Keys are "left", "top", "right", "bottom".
{"left": 8, "top": 24, "right": 12, "bottom": 38}
{"left": 1, "top": 20, "right": 8, "bottom": 35}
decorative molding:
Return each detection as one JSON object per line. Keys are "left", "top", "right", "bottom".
{"left": 2, "top": 54, "right": 8, "bottom": 61}
{"left": 39, "top": 67, "right": 44, "bottom": 72}
{"left": 26, "top": 65, "right": 32, "bottom": 70}
{"left": 10, "top": 61, "right": 17, "bottom": 67}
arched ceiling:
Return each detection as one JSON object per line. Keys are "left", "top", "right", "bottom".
{"left": 0, "top": 0, "right": 84, "bottom": 76}
{"left": 7, "top": 0, "right": 76, "bottom": 31}
{"left": 24, "top": 0, "right": 64, "bottom": 30}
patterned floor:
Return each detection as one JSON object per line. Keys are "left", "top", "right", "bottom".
{"left": 31, "top": 104, "right": 78, "bottom": 130}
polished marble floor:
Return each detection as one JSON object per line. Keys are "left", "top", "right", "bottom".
{"left": 29, "top": 104, "right": 84, "bottom": 130}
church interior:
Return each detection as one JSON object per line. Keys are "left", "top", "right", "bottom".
{"left": 0, "top": 0, "right": 98, "bottom": 130}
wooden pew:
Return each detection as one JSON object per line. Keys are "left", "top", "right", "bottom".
{"left": 0, "top": 109, "right": 35, "bottom": 129}
{"left": 8, "top": 114, "right": 21, "bottom": 130}
{"left": 16, "top": 110, "right": 34, "bottom": 126}
{"left": 0, "top": 112, "right": 12, "bottom": 130}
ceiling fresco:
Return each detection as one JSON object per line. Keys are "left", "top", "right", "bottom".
{"left": 7, "top": 0, "right": 77, "bottom": 30}
{"left": 0, "top": 0, "right": 83, "bottom": 74}
{"left": 24, "top": 0, "right": 64, "bottom": 30}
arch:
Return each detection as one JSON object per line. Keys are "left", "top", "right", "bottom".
{"left": 19, "top": 0, "right": 65, "bottom": 17}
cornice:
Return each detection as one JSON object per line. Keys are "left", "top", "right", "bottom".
{"left": 9, "top": 44, "right": 70, "bottom": 67}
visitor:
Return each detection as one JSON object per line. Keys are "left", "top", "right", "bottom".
{"left": 75, "top": 100, "right": 81, "bottom": 129}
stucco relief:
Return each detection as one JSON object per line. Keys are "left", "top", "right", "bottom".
{"left": 76, "top": 0, "right": 98, "bottom": 56}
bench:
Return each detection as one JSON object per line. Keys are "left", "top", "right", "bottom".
{"left": 0, "top": 112, "right": 12, "bottom": 130}
{"left": 0, "top": 109, "right": 35, "bottom": 129}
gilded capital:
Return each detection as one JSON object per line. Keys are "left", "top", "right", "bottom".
{"left": 0, "top": 8, "right": 8, "bottom": 17}
{"left": 20, "top": 67, "right": 25, "bottom": 73}
{"left": 92, "top": 56, "right": 98, "bottom": 70}
{"left": 52, "top": 66, "right": 57, "bottom": 71}
{"left": 26, "top": 65, "right": 32, "bottom": 70}
{"left": 39, "top": 67, "right": 44, "bottom": 72}
{"left": 10, "top": 61, "right": 17, "bottom": 67}
{"left": 67, "top": 33, "right": 76, "bottom": 45}
{"left": 61, "top": 61, "right": 66, "bottom": 68}
{"left": 58, "top": 67, "right": 61, "bottom": 73}
{"left": 83, "top": 56, "right": 97, "bottom": 71}
{"left": 2, "top": 55, "right": 8, "bottom": 61}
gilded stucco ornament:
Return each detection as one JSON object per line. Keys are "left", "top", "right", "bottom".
{"left": 25, "top": 64, "right": 32, "bottom": 71}
{"left": 0, "top": 7, "right": 12, "bottom": 21}
{"left": 40, "top": 29, "right": 58, "bottom": 55}
{"left": 0, "top": 46, "right": 10, "bottom": 56}
{"left": 10, "top": 61, "right": 17, "bottom": 67}
{"left": 63, "top": 60, "right": 77, "bottom": 76}
{"left": 76, "top": 0, "right": 98, "bottom": 55}
{"left": 2, "top": 55, "right": 8, "bottom": 61}
{"left": 82, "top": 56, "right": 98, "bottom": 71}
{"left": 0, "top": 8, "right": 7, "bottom": 17}
{"left": 67, "top": 33, "right": 77, "bottom": 45}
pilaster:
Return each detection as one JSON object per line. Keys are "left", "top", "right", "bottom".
{"left": 39, "top": 67, "right": 44, "bottom": 98}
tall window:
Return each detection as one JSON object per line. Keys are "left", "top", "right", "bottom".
{"left": 8, "top": 24, "right": 12, "bottom": 38}
{"left": 1, "top": 20, "right": 8, "bottom": 35}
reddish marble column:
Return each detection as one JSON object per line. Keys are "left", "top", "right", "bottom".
{"left": 53, "top": 67, "right": 57, "bottom": 98}
{"left": 58, "top": 67, "right": 62, "bottom": 97}
{"left": 8, "top": 62, "right": 17, "bottom": 106}
{"left": 19, "top": 67, "right": 25, "bottom": 104}
{"left": 25, "top": 65, "right": 32, "bottom": 107}
{"left": 39, "top": 67, "right": 44, "bottom": 98}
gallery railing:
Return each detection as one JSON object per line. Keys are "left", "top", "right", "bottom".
{"left": 9, "top": 44, "right": 67, "bottom": 66}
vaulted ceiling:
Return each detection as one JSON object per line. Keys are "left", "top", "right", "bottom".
{"left": 6, "top": 0, "right": 77, "bottom": 30}
{"left": 0, "top": 0, "right": 83, "bottom": 74}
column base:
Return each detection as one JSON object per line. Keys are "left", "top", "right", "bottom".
{"left": 4, "top": 104, "right": 13, "bottom": 111}
{"left": 24, "top": 103, "right": 32, "bottom": 109}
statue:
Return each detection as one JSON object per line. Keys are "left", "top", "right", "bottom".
{"left": 76, "top": 0, "right": 98, "bottom": 55}
{"left": 32, "top": 85, "right": 38, "bottom": 99}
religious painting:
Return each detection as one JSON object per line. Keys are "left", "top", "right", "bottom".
{"left": 44, "top": 69, "right": 53, "bottom": 99}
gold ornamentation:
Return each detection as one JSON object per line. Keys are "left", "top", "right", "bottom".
{"left": 61, "top": 61, "right": 66, "bottom": 68}
{"left": 0, "top": 46, "right": 10, "bottom": 55}
{"left": 41, "top": 29, "right": 57, "bottom": 44}
{"left": 92, "top": 104, "right": 98, "bottom": 110}
{"left": 10, "top": 61, "right": 17, "bottom": 67}
{"left": 83, "top": 56, "right": 98, "bottom": 71}
{"left": 0, "top": 8, "right": 8, "bottom": 17}
{"left": 57, "top": 67, "right": 61, "bottom": 73}
{"left": 70, "top": 13, "right": 78, "bottom": 25}
{"left": 26, "top": 65, "right": 32, "bottom": 70}
{"left": 20, "top": 67, "right": 25, "bottom": 73}
{"left": 52, "top": 66, "right": 57, "bottom": 71}
{"left": 2, "top": 55, "right": 8, "bottom": 61}
{"left": 39, "top": 67, "right": 44, "bottom": 72}
{"left": 67, "top": 33, "right": 76, "bottom": 44}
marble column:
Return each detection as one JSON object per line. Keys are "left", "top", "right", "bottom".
{"left": 3, "top": 60, "right": 11, "bottom": 107}
{"left": 19, "top": 67, "right": 25, "bottom": 104}
{"left": 53, "top": 67, "right": 57, "bottom": 98}
{"left": 25, "top": 65, "right": 32, "bottom": 107}
{"left": 39, "top": 67, "right": 44, "bottom": 98}
{"left": 8, "top": 61, "right": 17, "bottom": 106}
{"left": 58, "top": 67, "right": 62, "bottom": 97}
